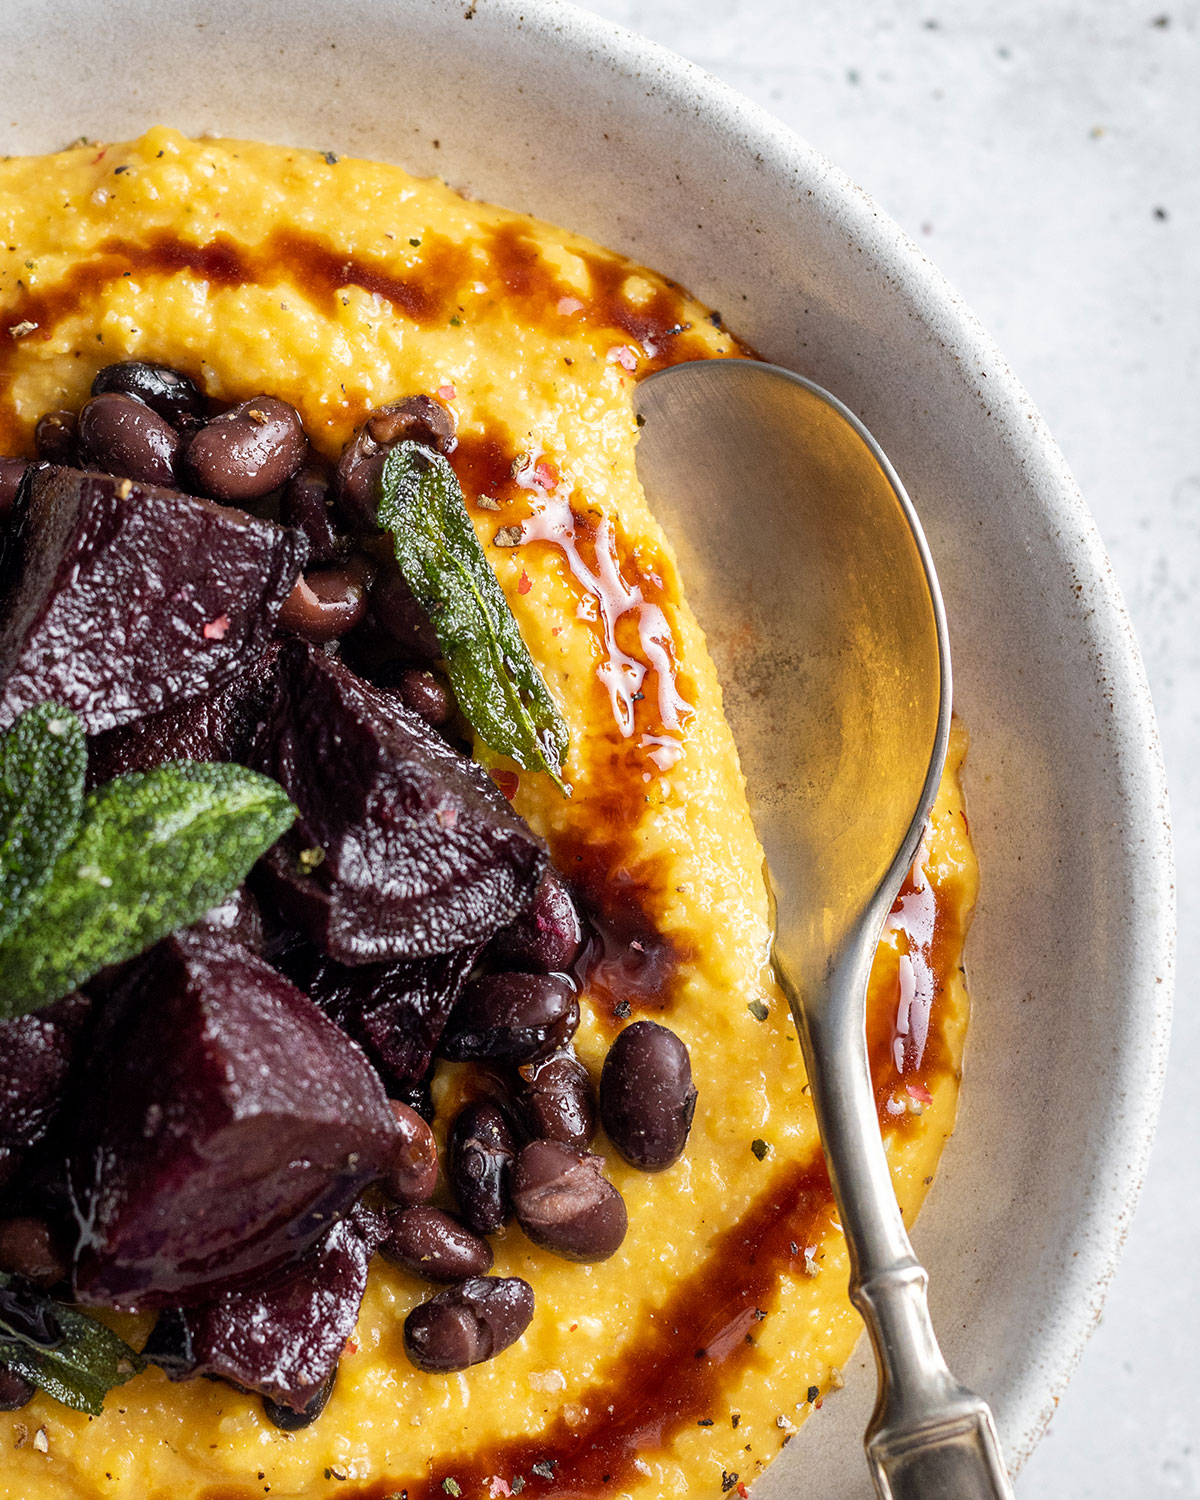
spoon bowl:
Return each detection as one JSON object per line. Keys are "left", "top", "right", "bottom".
{"left": 634, "top": 357, "right": 1014, "bottom": 1499}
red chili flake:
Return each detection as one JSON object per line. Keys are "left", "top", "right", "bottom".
{"left": 556, "top": 296, "right": 584, "bottom": 316}
{"left": 551, "top": 626, "right": 562, "bottom": 636}
{"left": 437, "top": 383, "right": 457, "bottom": 401}
{"left": 344, "top": 1339, "right": 358, "bottom": 1355}
{"left": 568, "top": 1323, "right": 577, "bottom": 1332}
{"left": 737, "top": 1485, "right": 750, "bottom": 1498}
{"left": 532, "top": 459, "right": 559, "bottom": 491}
{"left": 491, "top": 769, "right": 519, "bottom": 801}
{"left": 904, "top": 1080, "right": 934, "bottom": 1106}
{"left": 202, "top": 614, "right": 230, "bottom": 641}
{"left": 606, "top": 344, "right": 638, "bottom": 373}
{"left": 517, "top": 571, "right": 532, "bottom": 595}
{"left": 91, "top": 147, "right": 108, "bottom": 165}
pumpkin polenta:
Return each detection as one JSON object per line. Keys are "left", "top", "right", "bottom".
{"left": 0, "top": 130, "right": 977, "bottom": 1500}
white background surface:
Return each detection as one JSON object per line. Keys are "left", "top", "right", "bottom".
{"left": 574, "top": 1, "right": 1198, "bottom": 1493}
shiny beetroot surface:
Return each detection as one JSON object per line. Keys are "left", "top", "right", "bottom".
{"left": 0, "top": 467, "right": 305, "bottom": 734}
{"left": 252, "top": 641, "right": 546, "bottom": 963}
{"left": 145, "top": 1203, "right": 386, "bottom": 1413}
{"left": 86, "top": 640, "right": 281, "bottom": 786}
{"left": 71, "top": 930, "right": 398, "bottom": 1310}
{"left": 285, "top": 942, "right": 479, "bottom": 1094}
{"left": 0, "top": 994, "right": 92, "bottom": 1193}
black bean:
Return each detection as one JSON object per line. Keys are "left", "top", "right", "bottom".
{"left": 0, "top": 457, "right": 28, "bottom": 517}
{"left": 447, "top": 1100, "right": 516, "bottom": 1235}
{"left": 0, "top": 1217, "right": 69, "bottom": 1288}
{"left": 403, "top": 1276, "right": 533, "bottom": 1374}
{"left": 391, "top": 666, "right": 454, "bottom": 727}
{"left": 185, "top": 395, "right": 307, "bottom": 501}
{"left": 336, "top": 396, "right": 456, "bottom": 530}
{"left": 511, "top": 1140, "right": 627, "bottom": 1262}
{"left": 600, "top": 1020, "right": 697, "bottom": 1171}
{"left": 92, "top": 360, "right": 206, "bottom": 428}
{"left": 369, "top": 561, "right": 441, "bottom": 661}
{"left": 381, "top": 1206, "right": 494, "bottom": 1283}
{"left": 488, "top": 869, "right": 585, "bottom": 974}
{"left": 34, "top": 409, "right": 78, "bottom": 465}
{"left": 383, "top": 1100, "right": 439, "bottom": 1206}
{"left": 441, "top": 973, "right": 579, "bottom": 1063}
{"left": 513, "top": 1050, "right": 596, "bottom": 1150}
{"left": 77, "top": 392, "right": 180, "bottom": 486}
{"left": 0, "top": 1366, "right": 34, "bottom": 1412}
{"left": 277, "top": 567, "right": 367, "bottom": 643}
{"left": 262, "top": 1367, "right": 337, "bottom": 1431}
{"left": 0, "top": 1279, "right": 63, "bottom": 1349}
{"left": 282, "top": 465, "right": 342, "bottom": 564}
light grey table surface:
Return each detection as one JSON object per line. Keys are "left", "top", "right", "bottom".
{"left": 575, "top": 1, "right": 1198, "bottom": 1494}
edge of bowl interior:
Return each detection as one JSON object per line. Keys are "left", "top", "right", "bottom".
{"left": 0, "top": 0, "right": 1175, "bottom": 1492}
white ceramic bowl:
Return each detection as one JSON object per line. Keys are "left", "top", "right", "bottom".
{"left": 0, "top": 1, "right": 1174, "bottom": 1492}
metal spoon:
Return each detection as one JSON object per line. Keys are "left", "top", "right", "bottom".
{"left": 633, "top": 358, "right": 1014, "bottom": 1500}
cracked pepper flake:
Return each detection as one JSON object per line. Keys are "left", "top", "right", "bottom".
{"left": 750, "top": 1138, "right": 770, "bottom": 1160}
{"left": 494, "top": 525, "right": 523, "bottom": 547}
{"left": 807, "top": 1385, "right": 820, "bottom": 1404}
{"left": 721, "top": 1472, "right": 739, "bottom": 1492}
{"left": 531, "top": 1460, "right": 557, "bottom": 1479}
{"left": 747, "top": 999, "right": 769, "bottom": 1021}
{"left": 442, "top": 1482, "right": 461, "bottom": 1497}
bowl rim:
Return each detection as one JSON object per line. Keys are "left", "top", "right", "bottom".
{"left": 523, "top": 0, "right": 1176, "bottom": 1472}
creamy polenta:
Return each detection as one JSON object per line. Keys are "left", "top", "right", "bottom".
{"left": 0, "top": 130, "right": 978, "bottom": 1500}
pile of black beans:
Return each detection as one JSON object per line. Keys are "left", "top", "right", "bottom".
{"left": 378, "top": 865, "right": 698, "bottom": 1375}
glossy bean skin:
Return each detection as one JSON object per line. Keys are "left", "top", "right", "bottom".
{"left": 92, "top": 360, "right": 206, "bottom": 428}
{"left": 391, "top": 666, "right": 454, "bottom": 728}
{"left": 0, "top": 458, "right": 27, "bottom": 517}
{"left": 488, "top": 869, "right": 585, "bottom": 974}
{"left": 0, "top": 1279, "right": 63, "bottom": 1348}
{"left": 447, "top": 1100, "right": 516, "bottom": 1235}
{"left": 335, "top": 396, "right": 456, "bottom": 530}
{"left": 513, "top": 1050, "right": 596, "bottom": 1151}
{"left": 511, "top": 1140, "right": 627, "bottom": 1263}
{"left": 0, "top": 1367, "right": 34, "bottom": 1412}
{"left": 0, "top": 1217, "right": 69, "bottom": 1288}
{"left": 599, "top": 1020, "right": 697, "bottom": 1171}
{"left": 185, "top": 396, "right": 307, "bottom": 501}
{"left": 262, "top": 1368, "right": 336, "bottom": 1431}
{"left": 403, "top": 1276, "right": 533, "bottom": 1374}
{"left": 277, "top": 568, "right": 367, "bottom": 643}
{"left": 380, "top": 1206, "right": 493, "bottom": 1283}
{"left": 195, "top": 884, "right": 265, "bottom": 955}
{"left": 77, "top": 392, "right": 180, "bottom": 486}
{"left": 383, "top": 1100, "right": 439, "bottom": 1206}
{"left": 34, "top": 409, "right": 78, "bottom": 465}
{"left": 282, "top": 465, "right": 342, "bottom": 564}
{"left": 369, "top": 561, "right": 441, "bottom": 661}
{"left": 440, "top": 973, "right": 579, "bottom": 1063}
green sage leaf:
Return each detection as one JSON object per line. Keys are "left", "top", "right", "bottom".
{"left": 0, "top": 1275, "right": 142, "bottom": 1415}
{"left": 0, "top": 762, "right": 295, "bottom": 1017}
{"left": 379, "top": 441, "right": 570, "bottom": 794}
{"left": 0, "top": 704, "right": 87, "bottom": 944}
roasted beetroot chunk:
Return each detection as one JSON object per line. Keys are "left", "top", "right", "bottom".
{"left": 71, "top": 930, "right": 398, "bottom": 1311}
{"left": 252, "top": 642, "right": 546, "bottom": 963}
{"left": 284, "top": 943, "right": 480, "bottom": 1095}
{"left": 144, "top": 1203, "right": 386, "bottom": 1414}
{"left": 0, "top": 467, "right": 305, "bottom": 733}
{"left": 0, "top": 995, "right": 92, "bottom": 1193}
{"left": 86, "top": 641, "right": 281, "bottom": 786}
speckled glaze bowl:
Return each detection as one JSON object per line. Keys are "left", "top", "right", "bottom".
{"left": 0, "top": 0, "right": 1174, "bottom": 1491}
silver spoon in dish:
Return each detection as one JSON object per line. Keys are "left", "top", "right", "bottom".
{"left": 633, "top": 359, "right": 1015, "bottom": 1500}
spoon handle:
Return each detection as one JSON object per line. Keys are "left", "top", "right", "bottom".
{"left": 786, "top": 928, "right": 1015, "bottom": 1500}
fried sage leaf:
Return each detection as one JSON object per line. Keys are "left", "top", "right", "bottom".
{"left": 0, "top": 1274, "right": 143, "bottom": 1415}
{"left": 379, "top": 441, "right": 570, "bottom": 794}
{"left": 0, "top": 704, "right": 87, "bottom": 944}
{"left": 0, "top": 762, "right": 296, "bottom": 1018}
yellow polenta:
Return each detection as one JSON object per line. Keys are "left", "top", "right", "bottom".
{"left": 0, "top": 130, "right": 978, "bottom": 1500}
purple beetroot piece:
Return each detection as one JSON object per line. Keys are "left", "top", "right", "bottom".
{"left": 143, "top": 1202, "right": 386, "bottom": 1414}
{"left": 86, "top": 640, "right": 281, "bottom": 787}
{"left": 0, "top": 994, "right": 92, "bottom": 1193}
{"left": 0, "top": 467, "right": 305, "bottom": 733}
{"left": 71, "top": 929, "right": 398, "bottom": 1311}
{"left": 251, "top": 641, "right": 546, "bottom": 963}
{"left": 283, "top": 943, "right": 480, "bottom": 1095}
